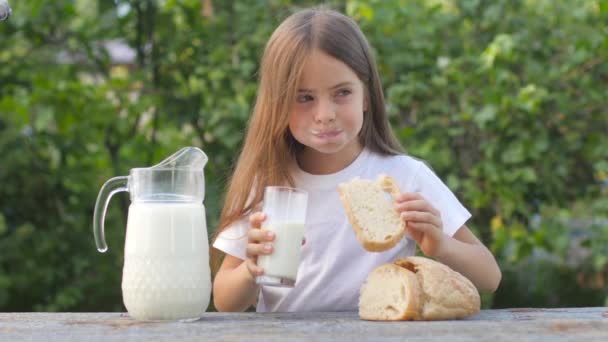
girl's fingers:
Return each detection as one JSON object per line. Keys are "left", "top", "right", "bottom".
{"left": 245, "top": 242, "right": 273, "bottom": 259}
{"left": 248, "top": 211, "right": 274, "bottom": 245}
{"left": 405, "top": 221, "right": 439, "bottom": 234}
{"left": 248, "top": 228, "right": 275, "bottom": 243}
{"left": 249, "top": 212, "right": 267, "bottom": 228}
{"left": 395, "top": 199, "right": 439, "bottom": 216}
{"left": 246, "top": 259, "right": 264, "bottom": 277}
{"left": 400, "top": 211, "right": 442, "bottom": 228}
{"left": 394, "top": 192, "right": 422, "bottom": 202}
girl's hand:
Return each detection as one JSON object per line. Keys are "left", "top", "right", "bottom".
{"left": 394, "top": 192, "right": 446, "bottom": 257}
{"left": 245, "top": 212, "right": 274, "bottom": 279}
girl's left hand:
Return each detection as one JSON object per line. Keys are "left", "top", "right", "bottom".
{"left": 394, "top": 192, "right": 446, "bottom": 257}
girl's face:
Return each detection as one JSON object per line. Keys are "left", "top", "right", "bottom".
{"left": 289, "top": 49, "right": 366, "bottom": 171}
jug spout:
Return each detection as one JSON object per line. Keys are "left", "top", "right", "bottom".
{"left": 154, "top": 146, "right": 208, "bottom": 171}
{"left": 129, "top": 147, "right": 208, "bottom": 203}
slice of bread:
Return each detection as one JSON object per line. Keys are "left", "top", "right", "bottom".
{"left": 359, "top": 263, "right": 422, "bottom": 320}
{"left": 338, "top": 175, "right": 405, "bottom": 252}
{"left": 359, "top": 257, "right": 481, "bottom": 321}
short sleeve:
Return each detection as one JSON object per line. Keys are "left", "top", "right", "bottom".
{"left": 212, "top": 218, "right": 250, "bottom": 260}
{"left": 410, "top": 161, "right": 471, "bottom": 237}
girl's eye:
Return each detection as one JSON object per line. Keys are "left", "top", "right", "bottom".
{"left": 336, "top": 89, "right": 352, "bottom": 97}
{"left": 296, "top": 94, "right": 314, "bottom": 103}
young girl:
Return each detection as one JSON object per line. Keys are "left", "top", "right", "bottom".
{"left": 211, "top": 7, "right": 501, "bottom": 312}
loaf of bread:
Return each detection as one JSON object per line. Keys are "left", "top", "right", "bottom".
{"left": 338, "top": 175, "right": 405, "bottom": 252}
{"left": 359, "top": 256, "right": 481, "bottom": 321}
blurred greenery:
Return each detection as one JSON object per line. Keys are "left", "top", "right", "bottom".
{"left": 0, "top": 0, "right": 606, "bottom": 312}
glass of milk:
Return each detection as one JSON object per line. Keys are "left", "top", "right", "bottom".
{"left": 256, "top": 186, "right": 308, "bottom": 287}
{"left": 93, "top": 147, "right": 211, "bottom": 321}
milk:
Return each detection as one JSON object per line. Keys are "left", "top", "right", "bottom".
{"left": 121, "top": 202, "right": 211, "bottom": 321}
{"left": 257, "top": 222, "right": 305, "bottom": 281}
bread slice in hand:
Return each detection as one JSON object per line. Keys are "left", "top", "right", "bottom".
{"left": 359, "top": 256, "right": 481, "bottom": 321}
{"left": 338, "top": 175, "right": 405, "bottom": 252}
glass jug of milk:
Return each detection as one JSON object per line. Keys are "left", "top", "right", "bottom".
{"left": 93, "top": 147, "right": 211, "bottom": 321}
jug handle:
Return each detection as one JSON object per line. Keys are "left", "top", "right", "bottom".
{"left": 93, "top": 176, "right": 129, "bottom": 252}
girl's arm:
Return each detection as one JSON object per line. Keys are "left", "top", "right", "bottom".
{"left": 436, "top": 225, "right": 502, "bottom": 293}
{"left": 213, "top": 212, "right": 273, "bottom": 312}
{"left": 213, "top": 255, "right": 259, "bottom": 312}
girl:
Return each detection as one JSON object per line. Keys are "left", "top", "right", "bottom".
{"left": 211, "top": 7, "right": 501, "bottom": 312}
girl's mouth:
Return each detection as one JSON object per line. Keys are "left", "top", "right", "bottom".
{"left": 312, "top": 129, "right": 342, "bottom": 139}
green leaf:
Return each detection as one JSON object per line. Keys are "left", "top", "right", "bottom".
{"left": 473, "top": 105, "right": 497, "bottom": 128}
{"left": 502, "top": 141, "right": 525, "bottom": 164}
{"left": 0, "top": 214, "right": 6, "bottom": 235}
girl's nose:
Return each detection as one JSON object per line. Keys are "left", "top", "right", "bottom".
{"left": 314, "top": 99, "right": 336, "bottom": 124}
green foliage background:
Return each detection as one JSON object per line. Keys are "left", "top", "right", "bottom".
{"left": 0, "top": 0, "right": 606, "bottom": 312}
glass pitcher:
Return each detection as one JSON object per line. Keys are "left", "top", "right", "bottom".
{"left": 93, "top": 147, "right": 211, "bottom": 321}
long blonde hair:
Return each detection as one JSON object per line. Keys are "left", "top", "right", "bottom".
{"left": 211, "top": 7, "right": 402, "bottom": 270}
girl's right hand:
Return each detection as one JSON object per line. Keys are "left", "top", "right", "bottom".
{"left": 245, "top": 212, "right": 275, "bottom": 279}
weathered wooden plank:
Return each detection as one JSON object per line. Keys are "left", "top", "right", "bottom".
{"left": 0, "top": 308, "right": 606, "bottom": 342}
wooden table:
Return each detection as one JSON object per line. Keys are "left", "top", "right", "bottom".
{"left": 1, "top": 307, "right": 607, "bottom": 341}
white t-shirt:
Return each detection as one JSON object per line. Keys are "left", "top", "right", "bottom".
{"left": 213, "top": 148, "right": 471, "bottom": 312}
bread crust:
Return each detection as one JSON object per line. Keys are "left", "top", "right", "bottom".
{"left": 338, "top": 175, "right": 405, "bottom": 252}
{"left": 378, "top": 174, "right": 401, "bottom": 197}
